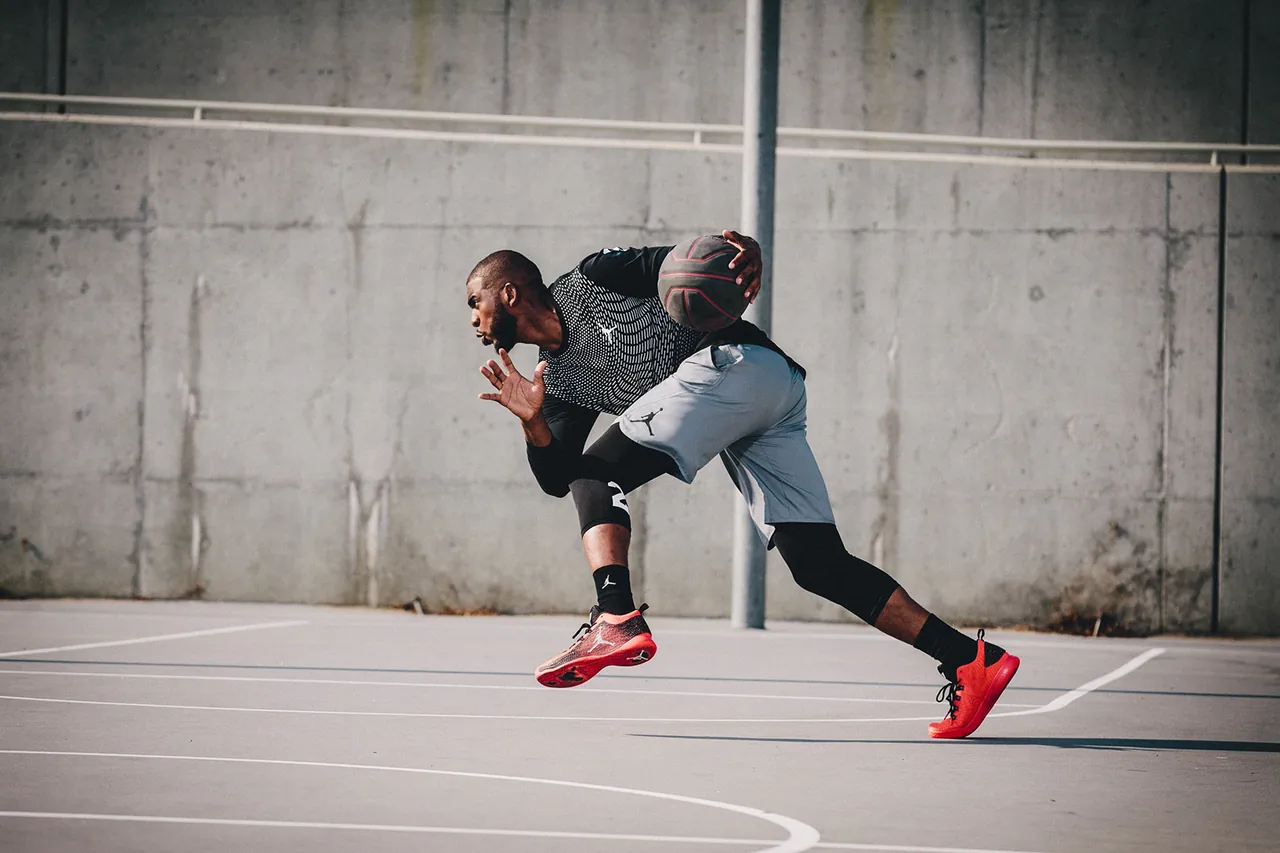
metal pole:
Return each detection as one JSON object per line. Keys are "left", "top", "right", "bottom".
{"left": 1210, "top": 165, "right": 1228, "bottom": 634}
{"left": 731, "top": 0, "right": 780, "bottom": 630}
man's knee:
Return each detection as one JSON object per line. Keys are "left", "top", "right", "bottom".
{"left": 568, "top": 425, "right": 678, "bottom": 536}
{"left": 569, "top": 475, "right": 631, "bottom": 536}
{"left": 773, "top": 522, "right": 899, "bottom": 625}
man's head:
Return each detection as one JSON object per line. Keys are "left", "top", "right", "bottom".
{"left": 466, "top": 250, "right": 545, "bottom": 353}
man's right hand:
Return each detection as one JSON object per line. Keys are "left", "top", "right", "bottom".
{"left": 479, "top": 348, "right": 547, "bottom": 425}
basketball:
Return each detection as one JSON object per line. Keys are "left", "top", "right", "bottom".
{"left": 658, "top": 235, "right": 749, "bottom": 332}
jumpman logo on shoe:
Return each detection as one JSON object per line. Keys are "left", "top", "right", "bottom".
{"left": 629, "top": 649, "right": 650, "bottom": 663}
{"left": 628, "top": 408, "right": 663, "bottom": 436}
{"left": 597, "top": 323, "right": 617, "bottom": 343}
{"left": 589, "top": 634, "right": 614, "bottom": 652}
{"left": 601, "top": 575, "right": 616, "bottom": 588}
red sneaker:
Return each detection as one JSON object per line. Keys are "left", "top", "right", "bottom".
{"left": 928, "top": 629, "right": 1020, "bottom": 739}
{"left": 535, "top": 605, "right": 657, "bottom": 688}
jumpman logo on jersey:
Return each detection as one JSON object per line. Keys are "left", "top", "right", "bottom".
{"left": 601, "top": 575, "right": 616, "bottom": 588}
{"left": 597, "top": 323, "right": 617, "bottom": 344}
{"left": 628, "top": 408, "right": 663, "bottom": 436}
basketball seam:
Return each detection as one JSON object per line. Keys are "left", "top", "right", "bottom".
{"left": 674, "top": 239, "right": 732, "bottom": 262}
{"left": 659, "top": 272, "right": 739, "bottom": 283}
{"left": 666, "top": 286, "right": 740, "bottom": 322}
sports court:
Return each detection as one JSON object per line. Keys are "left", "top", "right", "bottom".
{"left": 2, "top": 599, "right": 1276, "bottom": 852}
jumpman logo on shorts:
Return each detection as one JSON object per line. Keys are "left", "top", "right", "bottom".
{"left": 597, "top": 323, "right": 617, "bottom": 344}
{"left": 628, "top": 408, "right": 663, "bottom": 436}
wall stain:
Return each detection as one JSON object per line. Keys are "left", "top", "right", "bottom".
{"left": 19, "top": 538, "right": 46, "bottom": 562}
{"left": 130, "top": 187, "right": 153, "bottom": 596}
{"left": 1039, "top": 519, "right": 1162, "bottom": 635}
{"left": 862, "top": 0, "right": 900, "bottom": 130}
{"left": 870, "top": 332, "right": 901, "bottom": 570}
{"left": 175, "top": 274, "right": 206, "bottom": 598}
{"left": 412, "top": 0, "right": 435, "bottom": 98}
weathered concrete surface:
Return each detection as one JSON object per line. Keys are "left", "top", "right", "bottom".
{"left": 0, "top": 1, "right": 1277, "bottom": 633}
{"left": 1220, "top": 175, "right": 1280, "bottom": 635}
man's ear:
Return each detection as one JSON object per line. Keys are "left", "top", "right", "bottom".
{"left": 502, "top": 281, "right": 520, "bottom": 308}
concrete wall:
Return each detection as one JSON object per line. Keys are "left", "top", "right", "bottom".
{"left": 0, "top": 0, "right": 1276, "bottom": 633}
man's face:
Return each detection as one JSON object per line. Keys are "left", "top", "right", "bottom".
{"left": 467, "top": 280, "right": 518, "bottom": 353}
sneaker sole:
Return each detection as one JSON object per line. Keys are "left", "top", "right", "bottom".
{"left": 928, "top": 654, "right": 1021, "bottom": 739}
{"left": 535, "top": 634, "right": 657, "bottom": 689}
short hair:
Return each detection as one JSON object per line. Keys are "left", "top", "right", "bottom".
{"left": 467, "top": 250, "right": 543, "bottom": 293}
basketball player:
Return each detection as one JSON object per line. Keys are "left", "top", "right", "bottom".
{"left": 466, "top": 231, "right": 1020, "bottom": 738}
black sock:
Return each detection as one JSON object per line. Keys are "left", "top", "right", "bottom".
{"left": 913, "top": 614, "right": 979, "bottom": 680}
{"left": 592, "top": 565, "right": 635, "bottom": 615}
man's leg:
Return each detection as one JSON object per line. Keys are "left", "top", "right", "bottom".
{"left": 708, "top": 347, "right": 1021, "bottom": 738}
{"left": 770, "top": 521, "right": 1021, "bottom": 738}
{"left": 568, "top": 424, "right": 679, "bottom": 614}
{"left": 533, "top": 425, "right": 676, "bottom": 688}
{"left": 770, "top": 523, "right": 979, "bottom": 677}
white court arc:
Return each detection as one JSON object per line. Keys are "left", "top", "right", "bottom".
{"left": 0, "top": 751, "right": 821, "bottom": 853}
{"left": 0, "top": 810, "right": 1055, "bottom": 852}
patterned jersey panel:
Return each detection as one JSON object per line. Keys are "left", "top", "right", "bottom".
{"left": 539, "top": 266, "right": 704, "bottom": 415}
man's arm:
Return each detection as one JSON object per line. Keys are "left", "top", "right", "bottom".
{"left": 578, "top": 231, "right": 763, "bottom": 303}
{"left": 579, "top": 246, "right": 671, "bottom": 298}
{"left": 526, "top": 396, "right": 598, "bottom": 497}
{"left": 477, "top": 349, "right": 597, "bottom": 497}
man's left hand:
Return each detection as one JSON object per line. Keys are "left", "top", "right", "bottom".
{"left": 722, "top": 229, "right": 762, "bottom": 304}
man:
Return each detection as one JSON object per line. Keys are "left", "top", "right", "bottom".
{"left": 467, "top": 231, "right": 1019, "bottom": 739}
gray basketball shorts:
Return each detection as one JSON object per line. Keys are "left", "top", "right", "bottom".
{"left": 616, "top": 343, "right": 836, "bottom": 543}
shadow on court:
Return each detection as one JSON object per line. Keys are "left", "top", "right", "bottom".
{"left": 630, "top": 734, "right": 1280, "bottom": 753}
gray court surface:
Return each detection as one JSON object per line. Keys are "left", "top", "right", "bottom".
{"left": 0, "top": 600, "right": 1276, "bottom": 853}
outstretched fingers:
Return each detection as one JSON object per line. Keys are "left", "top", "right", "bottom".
{"left": 498, "top": 348, "right": 524, "bottom": 380}
{"left": 479, "top": 361, "right": 504, "bottom": 389}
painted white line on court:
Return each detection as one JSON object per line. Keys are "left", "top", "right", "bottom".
{"left": 815, "top": 842, "right": 1049, "bottom": 852}
{"left": 0, "top": 813, "right": 1056, "bottom": 853}
{"left": 0, "top": 648, "right": 1167, "bottom": 725}
{"left": 0, "top": 811, "right": 769, "bottom": 846}
{"left": 0, "top": 812, "right": 1055, "bottom": 853}
{"left": 0, "top": 668, "right": 1038, "bottom": 707}
{"left": 0, "top": 621, "right": 308, "bottom": 658}
{"left": 991, "top": 647, "right": 1166, "bottom": 718}
{"left": 0, "top": 693, "right": 940, "bottom": 724}
{"left": 0, "top": 752, "right": 821, "bottom": 853}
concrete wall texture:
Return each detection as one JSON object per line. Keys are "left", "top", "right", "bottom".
{"left": 0, "top": 0, "right": 1276, "bottom": 633}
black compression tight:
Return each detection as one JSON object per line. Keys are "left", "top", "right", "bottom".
{"left": 568, "top": 424, "right": 678, "bottom": 535}
{"left": 566, "top": 432, "right": 901, "bottom": 628}
{"left": 771, "top": 522, "right": 900, "bottom": 625}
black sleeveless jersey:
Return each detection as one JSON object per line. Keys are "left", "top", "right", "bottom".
{"left": 538, "top": 257, "right": 704, "bottom": 415}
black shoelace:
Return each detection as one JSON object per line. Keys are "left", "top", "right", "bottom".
{"left": 935, "top": 675, "right": 963, "bottom": 721}
{"left": 936, "top": 628, "right": 987, "bottom": 720}
{"left": 569, "top": 602, "right": 649, "bottom": 641}
{"left": 571, "top": 605, "right": 603, "bottom": 641}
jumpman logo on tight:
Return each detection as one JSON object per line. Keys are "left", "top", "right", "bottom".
{"left": 628, "top": 408, "right": 663, "bottom": 436}
{"left": 601, "top": 575, "right": 616, "bottom": 588}
{"left": 598, "top": 323, "right": 617, "bottom": 343}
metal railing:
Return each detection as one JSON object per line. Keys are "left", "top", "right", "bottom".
{"left": 2, "top": 92, "right": 1279, "bottom": 174}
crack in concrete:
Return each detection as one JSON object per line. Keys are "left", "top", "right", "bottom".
{"left": 129, "top": 185, "right": 153, "bottom": 597}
